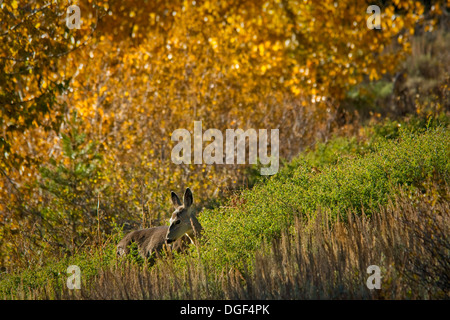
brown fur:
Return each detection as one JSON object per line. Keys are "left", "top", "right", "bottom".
{"left": 116, "top": 225, "right": 197, "bottom": 259}
{"left": 116, "top": 188, "right": 202, "bottom": 262}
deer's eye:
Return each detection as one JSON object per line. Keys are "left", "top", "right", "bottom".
{"left": 175, "top": 220, "right": 181, "bottom": 225}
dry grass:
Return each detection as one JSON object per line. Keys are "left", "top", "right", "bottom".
{"left": 248, "top": 188, "right": 449, "bottom": 299}
{"left": 44, "top": 183, "right": 447, "bottom": 300}
{"left": 6, "top": 183, "right": 448, "bottom": 300}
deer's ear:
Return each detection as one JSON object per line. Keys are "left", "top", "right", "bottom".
{"left": 171, "top": 191, "right": 182, "bottom": 207}
{"left": 183, "top": 188, "right": 193, "bottom": 208}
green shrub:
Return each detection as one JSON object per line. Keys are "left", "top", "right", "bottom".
{"left": 372, "top": 113, "right": 450, "bottom": 140}
{"left": 198, "top": 126, "right": 450, "bottom": 271}
{"left": 2, "top": 115, "right": 448, "bottom": 298}
{"left": 0, "top": 239, "right": 117, "bottom": 299}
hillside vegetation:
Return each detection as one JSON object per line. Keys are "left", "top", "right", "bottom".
{"left": 1, "top": 0, "right": 449, "bottom": 300}
{"left": 1, "top": 0, "right": 445, "bottom": 270}
{"left": 198, "top": 119, "right": 450, "bottom": 271}
{"left": 1, "top": 115, "right": 448, "bottom": 299}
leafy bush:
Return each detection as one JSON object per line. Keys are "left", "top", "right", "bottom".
{"left": 1, "top": 116, "right": 448, "bottom": 299}
{"left": 0, "top": 235, "right": 119, "bottom": 299}
{"left": 372, "top": 112, "right": 450, "bottom": 140}
{"left": 3, "top": 183, "right": 448, "bottom": 300}
{"left": 38, "top": 112, "right": 105, "bottom": 255}
{"left": 198, "top": 126, "right": 450, "bottom": 270}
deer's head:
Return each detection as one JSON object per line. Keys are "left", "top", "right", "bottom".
{"left": 166, "top": 188, "right": 194, "bottom": 244}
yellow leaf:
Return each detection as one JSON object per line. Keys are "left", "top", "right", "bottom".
{"left": 258, "top": 44, "right": 265, "bottom": 56}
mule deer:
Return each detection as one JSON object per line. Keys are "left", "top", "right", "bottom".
{"left": 116, "top": 188, "right": 202, "bottom": 261}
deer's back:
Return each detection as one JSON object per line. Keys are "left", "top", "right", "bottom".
{"left": 117, "top": 226, "right": 169, "bottom": 258}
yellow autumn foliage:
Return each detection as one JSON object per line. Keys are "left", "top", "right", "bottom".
{"left": 0, "top": 0, "right": 441, "bottom": 268}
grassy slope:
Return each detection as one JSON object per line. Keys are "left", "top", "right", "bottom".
{"left": 0, "top": 114, "right": 449, "bottom": 298}
{"left": 198, "top": 116, "right": 450, "bottom": 269}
